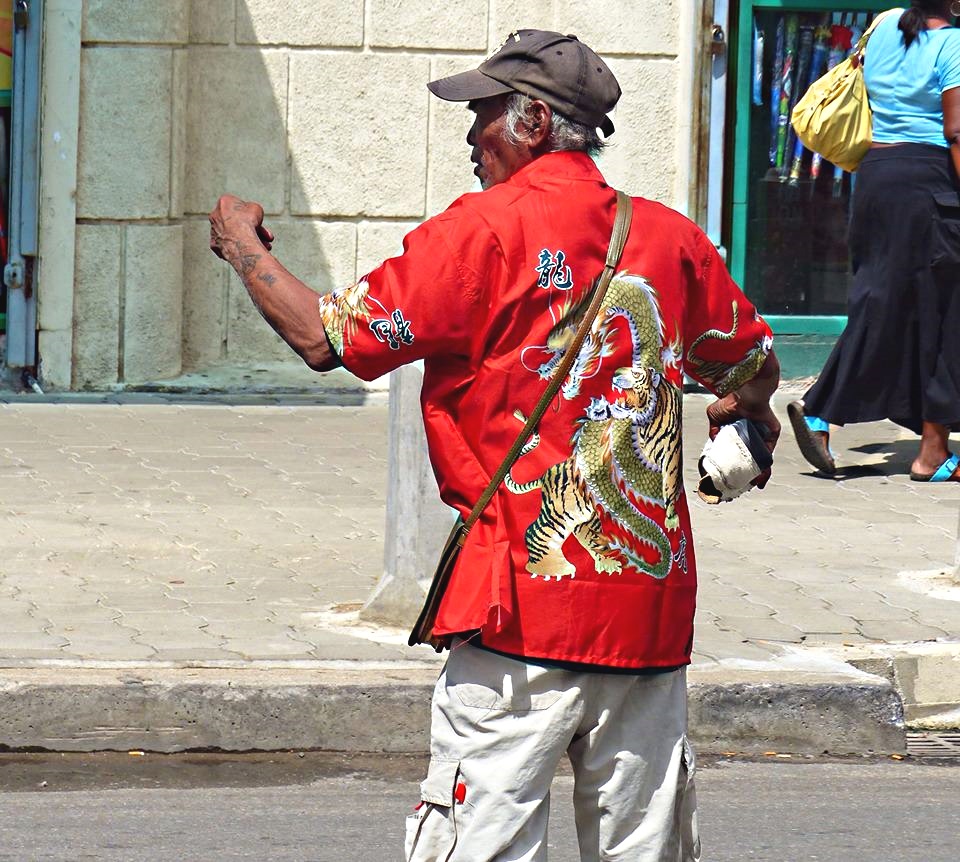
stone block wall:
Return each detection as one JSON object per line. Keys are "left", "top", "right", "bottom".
{"left": 72, "top": 0, "right": 189, "bottom": 387}
{"left": 64, "top": 0, "right": 690, "bottom": 388}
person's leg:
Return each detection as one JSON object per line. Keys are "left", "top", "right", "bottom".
{"left": 910, "top": 421, "right": 960, "bottom": 481}
{"left": 406, "top": 642, "right": 585, "bottom": 862}
{"left": 568, "top": 668, "right": 699, "bottom": 862}
{"left": 787, "top": 401, "right": 835, "bottom": 475}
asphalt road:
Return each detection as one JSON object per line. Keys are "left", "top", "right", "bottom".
{"left": 0, "top": 752, "right": 957, "bottom": 861}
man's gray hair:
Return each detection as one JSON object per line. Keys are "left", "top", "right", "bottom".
{"left": 502, "top": 93, "right": 607, "bottom": 155}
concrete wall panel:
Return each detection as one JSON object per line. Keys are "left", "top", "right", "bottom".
{"left": 597, "top": 58, "right": 679, "bottom": 205}
{"left": 221, "top": 219, "right": 356, "bottom": 363}
{"left": 369, "top": 0, "right": 487, "bottom": 50}
{"left": 236, "top": 0, "right": 363, "bottom": 47}
{"left": 184, "top": 48, "right": 288, "bottom": 216}
{"left": 288, "top": 53, "right": 430, "bottom": 218}
{"left": 123, "top": 225, "right": 184, "bottom": 382}
{"left": 73, "top": 225, "right": 122, "bottom": 389}
{"left": 56, "top": 0, "right": 694, "bottom": 387}
{"left": 76, "top": 47, "right": 173, "bottom": 219}
{"left": 356, "top": 221, "right": 420, "bottom": 278}
{"left": 267, "top": 220, "right": 357, "bottom": 295}
{"left": 226, "top": 277, "right": 298, "bottom": 363}
{"left": 190, "top": 0, "right": 235, "bottom": 44}
{"left": 487, "top": 0, "right": 553, "bottom": 43}
{"left": 182, "top": 221, "right": 229, "bottom": 371}
{"left": 489, "top": 0, "right": 679, "bottom": 55}
{"left": 38, "top": 332, "right": 73, "bottom": 391}
{"left": 170, "top": 48, "right": 188, "bottom": 218}
{"left": 426, "top": 56, "right": 479, "bottom": 216}
{"left": 82, "top": 0, "right": 189, "bottom": 44}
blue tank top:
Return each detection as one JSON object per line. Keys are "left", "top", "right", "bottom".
{"left": 864, "top": 9, "right": 960, "bottom": 147}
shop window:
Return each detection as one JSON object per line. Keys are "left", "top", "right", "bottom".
{"left": 728, "top": 2, "right": 887, "bottom": 325}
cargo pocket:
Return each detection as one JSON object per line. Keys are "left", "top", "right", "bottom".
{"left": 447, "top": 643, "right": 562, "bottom": 712}
{"left": 404, "top": 758, "right": 462, "bottom": 862}
{"left": 679, "top": 736, "right": 701, "bottom": 862}
{"left": 931, "top": 192, "right": 960, "bottom": 275}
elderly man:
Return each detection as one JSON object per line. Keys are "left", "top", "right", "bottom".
{"left": 210, "top": 30, "right": 779, "bottom": 862}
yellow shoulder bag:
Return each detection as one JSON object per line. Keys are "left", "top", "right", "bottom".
{"left": 791, "top": 8, "right": 901, "bottom": 172}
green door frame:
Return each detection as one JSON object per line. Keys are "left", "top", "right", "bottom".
{"left": 0, "top": 63, "right": 9, "bottom": 333}
{"left": 728, "top": 0, "right": 888, "bottom": 337}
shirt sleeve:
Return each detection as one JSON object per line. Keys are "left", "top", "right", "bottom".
{"left": 938, "top": 31, "right": 960, "bottom": 93}
{"left": 318, "top": 206, "right": 495, "bottom": 381}
{"left": 682, "top": 231, "right": 773, "bottom": 396}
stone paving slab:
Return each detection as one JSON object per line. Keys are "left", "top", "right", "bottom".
{"left": 0, "top": 394, "right": 957, "bottom": 665}
{"left": 0, "top": 390, "right": 957, "bottom": 750}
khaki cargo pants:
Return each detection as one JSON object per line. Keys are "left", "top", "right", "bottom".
{"left": 405, "top": 640, "right": 699, "bottom": 862}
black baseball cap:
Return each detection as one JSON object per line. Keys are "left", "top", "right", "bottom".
{"left": 427, "top": 30, "right": 621, "bottom": 137}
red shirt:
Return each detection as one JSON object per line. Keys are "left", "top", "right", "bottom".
{"left": 319, "top": 151, "right": 772, "bottom": 669}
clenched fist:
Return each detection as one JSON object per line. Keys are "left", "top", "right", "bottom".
{"left": 208, "top": 194, "right": 274, "bottom": 261}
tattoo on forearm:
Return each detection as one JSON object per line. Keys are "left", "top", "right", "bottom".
{"left": 256, "top": 272, "right": 277, "bottom": 287}
{"left": 238, "top": 253, "right": 261, "bottom": 277}
{"left": 228, "top": 240, "right": 261, "bottom": 277}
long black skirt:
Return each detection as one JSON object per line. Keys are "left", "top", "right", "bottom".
{"left": 804, "top": 143, "right": 960, "bottom": 435}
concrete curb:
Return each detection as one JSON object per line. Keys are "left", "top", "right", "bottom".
{"left": 0, "top": 667, "right": 905, "bottom": 756}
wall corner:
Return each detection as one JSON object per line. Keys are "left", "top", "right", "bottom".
{"left": 37, "top": 0, "right": 83, "bottom": 389}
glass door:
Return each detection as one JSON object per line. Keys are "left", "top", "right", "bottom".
{"left": 727, "top": 0, "right": 888, "bottom": 352}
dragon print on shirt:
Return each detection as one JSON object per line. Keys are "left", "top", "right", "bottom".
{"left": 508, "top": 273, "right": 685, "bottom": 582}
{"left": 686, "top": 300, "right": 772, "bottom": 396}
{"left": 318, "top": 279, "right": 415, "bottom": 356}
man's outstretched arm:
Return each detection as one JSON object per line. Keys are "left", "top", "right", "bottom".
{"left": 208, "top": 194, "right": 341, "bottom": 372}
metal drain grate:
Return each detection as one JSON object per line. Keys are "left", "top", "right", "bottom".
{"left": 906, "top": 732, "right": 960, "bottom": 758}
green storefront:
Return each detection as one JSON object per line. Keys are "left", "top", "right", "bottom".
{"left": 722, "top": 0, "right": 888, "bottom": 377}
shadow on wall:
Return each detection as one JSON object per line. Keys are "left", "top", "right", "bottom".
{"left": 70, "top": 4, "right": 682, "bottom": 389}
{"left": 181, "top": 2, "right": 335, "bottom": 376}
{"left": 180, "top": 0, "right": 477, "bottom": 379}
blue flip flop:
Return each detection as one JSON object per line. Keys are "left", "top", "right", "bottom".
{"left": 787, "top": 401, "right": 835, "bottom": 475}
{"left": 910, "top": 452, "right": 960, "bottom": 482}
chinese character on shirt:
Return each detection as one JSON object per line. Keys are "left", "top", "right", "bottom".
{"left": 534, "top": 249, "right": 574, "bottom": 290}
{"left": 370, "top": 308, "right": 414, "bottom": 350}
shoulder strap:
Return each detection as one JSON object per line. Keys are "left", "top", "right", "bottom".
{"left": 460, "top": 189, "right": 634, "bottom": 539}
{"left": 857, "top": 8, "right": 901, "bottom": 57}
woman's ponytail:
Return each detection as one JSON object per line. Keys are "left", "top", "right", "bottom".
{"left": 899, "top": 1, "right": 941, "bottom": 49}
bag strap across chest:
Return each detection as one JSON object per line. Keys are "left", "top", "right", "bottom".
{"left": 461, "top": 189, "right": 634, "bottom": 536}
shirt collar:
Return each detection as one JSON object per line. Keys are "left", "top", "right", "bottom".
{"left": 503, "top": 150, "right": 608, "bottom": 191}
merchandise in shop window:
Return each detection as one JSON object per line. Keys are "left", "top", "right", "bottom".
{"left": 774, "top": 14, "right": 799, "bottom": 171}
{"left": 758, "top": 10, "right": 876, "bottom": 184}
{"left": 811, "top": 20, "right": 854, "bottom": 182}
{"left": 753, "top": 19, "right": 765, "bottom": 106}
{"left": 743, "top": 9, "right": 879, "bottom": 317}
{"left": 789, "top": 24, "right": 830, "bottom": 183}
{"left": 767, "top": 16, "right": 784, "bottom": 164}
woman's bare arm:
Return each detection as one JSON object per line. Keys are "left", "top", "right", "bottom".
{"left": 943, "top": 87, "right": 960, "bottom": 180}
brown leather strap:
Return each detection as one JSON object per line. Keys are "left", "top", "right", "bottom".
{"left": 459, "top": 189, "right": 633, "bottom": 540}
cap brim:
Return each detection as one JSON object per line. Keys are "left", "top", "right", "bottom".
{"left": 427, "top": 69, "right": 515, "bottom": 102}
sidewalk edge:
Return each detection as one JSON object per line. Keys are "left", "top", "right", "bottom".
{"left": 0, "top": 668, "right": 905, "bottom": 755}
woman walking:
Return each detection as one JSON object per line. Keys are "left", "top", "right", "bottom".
{"left": 790, "top": 1, "right": 960, "bottom": 481}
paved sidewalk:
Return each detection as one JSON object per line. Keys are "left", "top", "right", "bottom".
{"left": 0, "top": 389, "right": 957, "bottom": 754}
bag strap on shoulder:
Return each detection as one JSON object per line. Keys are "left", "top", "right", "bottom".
{"left": 458, "top": 189, "right": 634, "bottom": 540}
{"left": 855, "top": 7, "right": 901, "bottom": 60}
